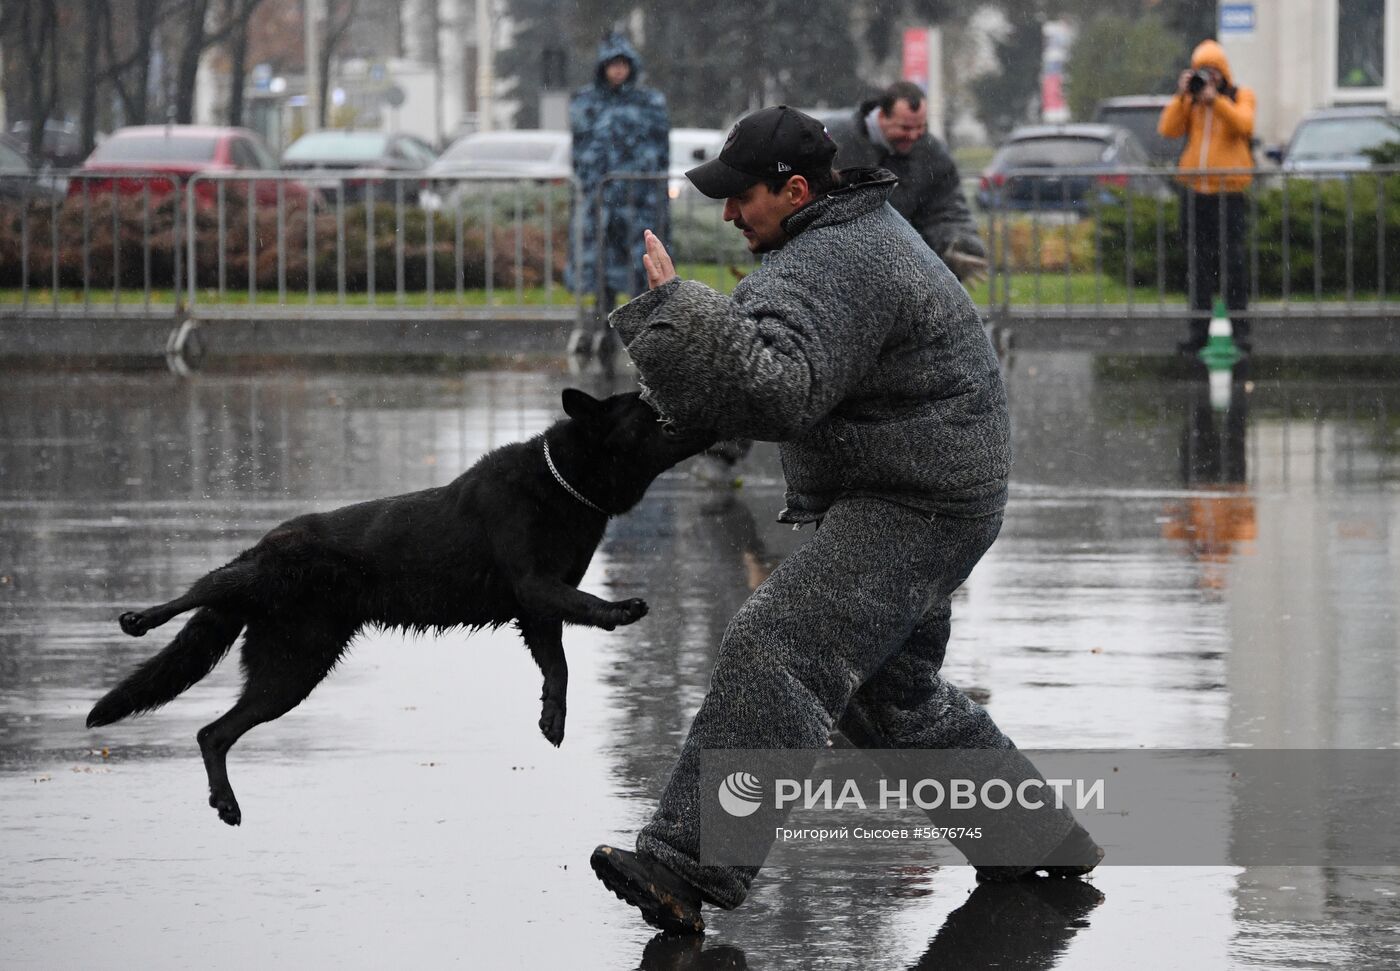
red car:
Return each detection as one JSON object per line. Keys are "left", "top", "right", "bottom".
{"left": 70, "top": 125, "right": 313, "bottom": 209}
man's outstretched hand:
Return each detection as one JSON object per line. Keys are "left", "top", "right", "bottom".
{"left": 643, "top": 229, "right": 677, "bottom": 290}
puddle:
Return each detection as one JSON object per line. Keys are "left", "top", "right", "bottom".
{"left": 1, "top": 358, "right": 1397, "bottom": 968}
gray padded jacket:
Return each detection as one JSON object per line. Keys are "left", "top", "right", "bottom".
{"left": 609, "top": 167, "right": 1009, "bottom": 522}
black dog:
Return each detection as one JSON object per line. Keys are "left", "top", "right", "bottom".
{"left": 87, "top": 389, "right": 712, "bottom": 826}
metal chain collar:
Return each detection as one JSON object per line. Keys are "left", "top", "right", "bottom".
{"left": 542, "top": 438, "right": 610, "bottom": 517}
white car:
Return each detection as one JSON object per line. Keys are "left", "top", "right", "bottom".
{"left": 669, "top": 127, "right": 724, "bottom": 201}
{"left": 423, "top": 130, "right": 572, "bottom": 207}
{"left": 424, "top": 128, "right": 723, "bottom": 208}
{"left": 1268, "top": 107, "right": 1400, "bottom": 174}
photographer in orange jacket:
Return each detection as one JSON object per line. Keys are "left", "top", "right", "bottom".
{"left": 1158, "top": 39, "right": 1256, "bottom": 354}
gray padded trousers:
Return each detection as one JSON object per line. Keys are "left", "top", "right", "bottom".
{"left": 635, "top": 496, "right": 1073, "bottom": 908}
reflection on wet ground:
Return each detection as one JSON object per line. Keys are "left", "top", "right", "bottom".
{"left": 1, "top": 355, "right": 1398, "bottom": 968}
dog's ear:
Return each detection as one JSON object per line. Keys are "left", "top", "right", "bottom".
{"left": 561, "top": 388, "right": 603, "bottom": 422}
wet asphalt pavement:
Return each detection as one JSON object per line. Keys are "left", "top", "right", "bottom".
{"left": 1, "top": 352, "right": 1398, "bottom": 969}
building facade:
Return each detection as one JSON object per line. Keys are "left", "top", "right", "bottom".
{"left": 194, "top": 0, "right": 515, "bottom": 153}
{"left": 1222, "top": 0, "right": 1398, "bottom": 146}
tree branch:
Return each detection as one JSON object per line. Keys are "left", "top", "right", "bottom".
{"left": 202, "top": 0, "right": 265, "bottom": 49}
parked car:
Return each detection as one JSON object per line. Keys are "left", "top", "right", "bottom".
{"left": 1092, "top": 95, "right": 1183, "bottom": 167}
{"left": 8, "top": 120, "right": 86, "bottom": 168}
{"left": 0, "top": 133, "right": 67, "bottom": 203}
{"left": 422, "top": 130, "right": 571, "bottom": 208}
{"left": 1267, "top": 106, "right": 1400, "bottom": 173}
{"left": 977, "top": 124, "right": 1172, "bottom": 212}
{"left": 281, "top": 130, "right": 438, "bottom": 202}
{"left": 668, "top": 127, "right": 723, "bottom": 200}
{"left": 71, "top": 125, "right": 312, "bottom": 208}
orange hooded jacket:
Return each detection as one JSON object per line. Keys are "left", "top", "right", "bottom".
{"left": 1158, "top": 40, "right": 1256, "bottom": 193}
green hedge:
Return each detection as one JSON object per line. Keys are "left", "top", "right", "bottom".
{"left": 1098, "top": 173, "right": 1400, "bottom": 297}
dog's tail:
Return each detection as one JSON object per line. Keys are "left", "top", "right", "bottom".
{"left": 87, "top": 607, "right": 244, "bottom": 728}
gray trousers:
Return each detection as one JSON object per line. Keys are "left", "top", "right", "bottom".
{"left": 636, "top": 496, "right": 1073, "bottom": 909}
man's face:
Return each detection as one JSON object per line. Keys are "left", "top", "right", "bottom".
{"left": 604, "top": 58, "right": 631, "bottom": 88}
{"left": 877, "top": 99, "right": 927, "bottom": 155}
{"left": 723, "top": 181, "right": 800, "bottom": 254}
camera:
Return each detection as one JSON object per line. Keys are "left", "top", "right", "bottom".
{"left": 1187, "top": 69, "right": 1214, "bottom": 96}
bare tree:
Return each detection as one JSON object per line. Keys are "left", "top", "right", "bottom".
{"left": 14, "top": 0, "right": 60, "bottom": 158}
{"left": 104, "top": 0, "right": 168, "bottom": 126}
{"left": 222, "top": 0, "right": 268, "bottom": 127}
{"left": 171, "top": 0, "right": 266, "bottom": 123}
{"left": 80, "top": 0, "right": 103, "bottom": 155}
{"left": 225, "top": 26, "right": 250, "bottom": 126}
{"left": 172, "top": 0, "right": 212, "bottom": 122}
{"left": 318, "top": 0, "right": 360, "bottom": 127}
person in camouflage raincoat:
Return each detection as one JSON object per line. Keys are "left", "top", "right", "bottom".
{"left": 567, "top": 33, "right": 670, "bottom": 356}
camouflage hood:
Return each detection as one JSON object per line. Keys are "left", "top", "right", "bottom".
{"left": 594, "top": 33, "right": 644, "bottom": 88}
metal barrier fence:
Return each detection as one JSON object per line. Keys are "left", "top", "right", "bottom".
{"left": 2, "top": 165, "right": 1397, "bottom": 329}
{"left": 982, "top": 163, "right": 1400, "bottom": 322}
{"left": 0, "top": 169, "right": 583, "bottom": 323}
{"left": 184, "top": 170, "right": 580, "bottom": 321}
{"left": 0, "top": 170, "right": 184, "bottom": 314}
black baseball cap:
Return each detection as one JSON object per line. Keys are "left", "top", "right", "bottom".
{"left": 687, "top": 105, "right": 838, "bottom": 199}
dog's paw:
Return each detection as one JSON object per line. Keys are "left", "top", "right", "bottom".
{"left": 539, "top": 700, "right": 566, "bottom": 747}
{"left": 209, "top": 789, "right": 242, "bottom": 827}
{"left": 118, "top": 611, "right": 148, "bottom": 637}
{"left": 605, "top": 598, "right": 649, "bottom": 628}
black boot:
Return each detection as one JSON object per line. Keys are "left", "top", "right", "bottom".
{"left": 975, "top": 821, "right": 1104, "bottom": 882}
{"left": 1041, "top": 820, "right": 1106, "bottom": 877}
{"left": 591, "top": 845, "right": 706, "bottom": 934}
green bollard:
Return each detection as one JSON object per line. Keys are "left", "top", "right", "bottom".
{"left": 1198, "top": 298, "right": 1240, "bottom": 411}
{"left": 1197, "top": 298, "right": 1242, "bottom": 371}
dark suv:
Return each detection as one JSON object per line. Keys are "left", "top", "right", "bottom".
{"left": 977, "top": 124, "right": 1172, "bottom": 212}
{"left": 1092, "top": 95, "right": 1183, "bottom": 167}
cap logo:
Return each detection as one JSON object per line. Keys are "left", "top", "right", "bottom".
{"left": 776, "top": 161, "right": 792, "bottom": 172}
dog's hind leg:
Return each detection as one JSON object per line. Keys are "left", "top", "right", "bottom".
{"left": 197, "top": 618, "right": 353, "bottom": 826}
{"left": 120, "top": 559, "right": 264, "bottom": 637}
{"left": 519, "top": 617, "right": 568, "bottom": 747}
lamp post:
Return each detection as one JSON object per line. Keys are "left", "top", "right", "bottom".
{"left": 476, "top": 0, "right": 493, "bottom": 131}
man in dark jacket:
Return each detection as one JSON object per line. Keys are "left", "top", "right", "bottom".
{"left": 590, "top": 106, "right": 1100, "bottom": 935}
{"left": 566, "top": 33, "right": 670, "bottom": 361}
{"left": 825, "top": 81, "right": 988, "bottom": 282}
